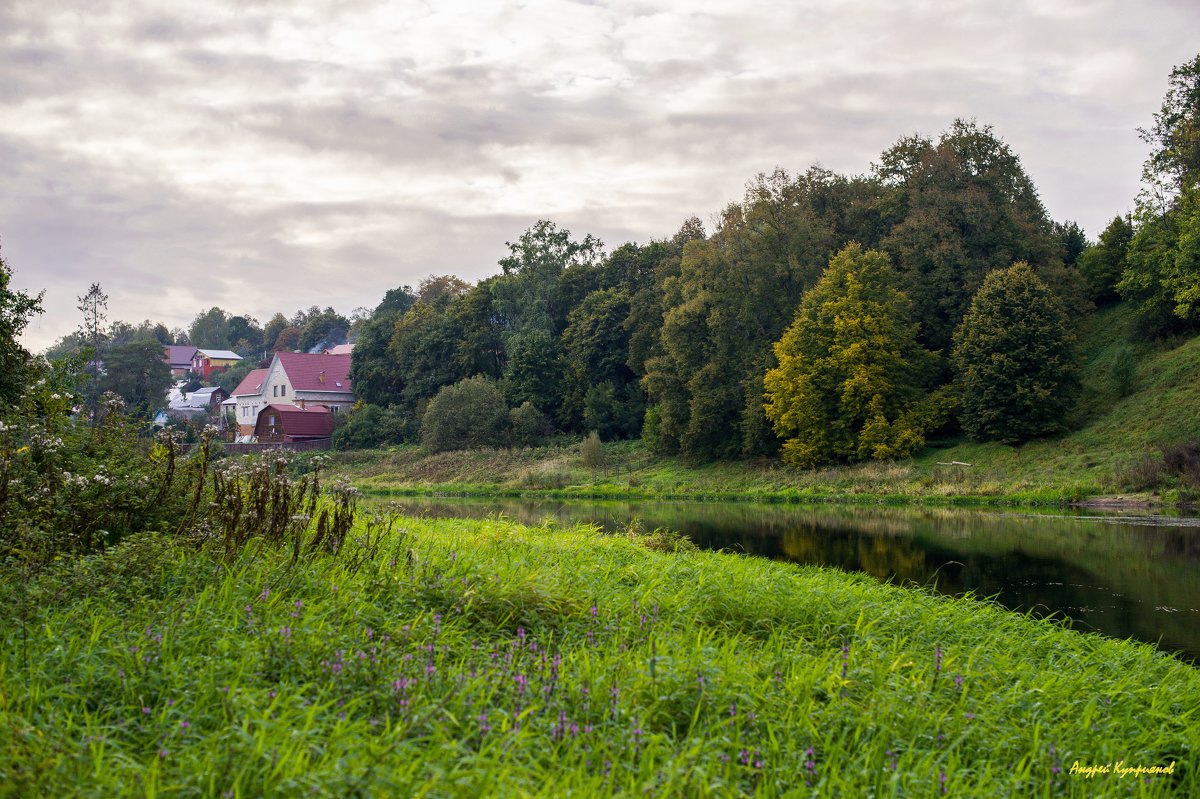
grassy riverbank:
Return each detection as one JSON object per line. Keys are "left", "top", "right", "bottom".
{"left": 327, "top": 305, "right": 1200, "bottom": 507}
{"left": 2, "top": 516, "right": 1196, "bottom": 796}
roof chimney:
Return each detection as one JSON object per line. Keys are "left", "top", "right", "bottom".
{"left": 318, "top": 370, "right": 326, "bottom": 384}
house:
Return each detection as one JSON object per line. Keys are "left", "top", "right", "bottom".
{"left": 169, "top": 386, "right": 228, "bottom": 413}
{"left": 231, "top": 352, "right": 354, "bottom": 436}
{"left": 229, "top": 368, "right": 271, "bottom": 435}
{"left": 164, "top": 345, "right": 198, "bottom": 377}
{"left": 323, "top": 343, "right": 353, "bottom": 356}
{"left": 254, "top": 403, "right": 335, "bottom": 443}
{"left": 191, "top": 349, "right": 243, "bottom": 381}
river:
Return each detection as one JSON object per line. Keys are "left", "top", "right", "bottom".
{"left": 366, "top": 495, "right": 1200, "bottom": 663}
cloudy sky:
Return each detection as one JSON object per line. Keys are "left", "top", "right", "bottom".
{"left": 3, "top": 0, "right": 1197, "bottom": 352}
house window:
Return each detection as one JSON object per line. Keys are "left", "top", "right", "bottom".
{"left": 281, "top": 384, "right": 286, "bottom": 396}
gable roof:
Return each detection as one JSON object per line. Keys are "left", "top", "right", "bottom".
{"left": 165, "top": 345, "right": 198, "bottom": 366}
{"left": 231, "top": 368, "right": 270, "bottom": 397}
{"left": 275, "top": 352, "right": 352, "bottom": 393}
{"left": 324, "top": 344, "right": 353, "bottom": 356}
{"left": 257, "top": 403, "right": 334, "bottom": 438}
{"left": 195, "top": 349, "right": 243, "bottom": 361}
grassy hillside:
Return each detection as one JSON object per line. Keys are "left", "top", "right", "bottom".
{"left": 2, "top": 517, "right": 1195, "bottom": 796}
{"left": 328, "top": 303, "right": 1200, "bottom": 505}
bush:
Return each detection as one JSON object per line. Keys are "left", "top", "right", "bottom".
{"left": 334, "top": 403, "right": 414, "bottom": 449}
{"left": 1110, "top": 346, "right": 1137, "bottom": 398}
{"left": 509, "top": 401, "right": 551, "bottom": 448}
{"left": 420, "top": 376, "right": 509, "bottom": 453}
{"left": 580, "top": 431, "right": 606, "bottom": 470}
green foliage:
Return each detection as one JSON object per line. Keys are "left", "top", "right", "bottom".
{"left": 583, "top": 381, "right": 643, "bottom": 441}
{"left": 2, "top": 516, "right": 1196, "bottom": 796}
{"left": 493, "top": 220, "right": 604, "bottom": 336}
{"left": 875, "top": 119, "right": 1063, "bottom": 352}
{"left": 1078, "top": 215, "right": 1132, "bottom": 303}
{"left": 101, "top": 338, "right": 174, "bottom": 417}
{"left": 502, "top": 329, "right": 565, "bottom": 420}
{"left": 1118, "top": 52, "right": 1200, "bottom": 336}
{"left": 262, "top": 312, "right": 290, "bottom": 353}
{"left": 579, "top": 430, "right": 606, "bottom": 469}
{"left": 1110, "top": 345, "right": 1137, "bottom": 398}
{"left": 1119, "top": 185, "right": 1200, "bottom": 334}
{"left": 643, "top": 169, "right": 849, "bottom": 460}
{"left": 226, "top": 314, "right": 263, "bottom": 356}
{"left": 420, "top": 376, "right": 509, "bottom": 453}
{"left": 953, "top": 262, "right": 1080, "bottom": 443}
{"left": 561, "top": 288, "right": 641, "bottom": 434}
{"left": 187, "top": 306, "right": 231, "bottom": 349}
{"left": 333, "top": 402, "right": 415, "bottom": 449}
{"left": 297, "top": 306, "right": 350, "bottom": 352}
{"left": 0, "top": 248, "right": 44, "bottom": 406}
{"left": 349, "top": 288, "right": 416, "bottom": 406}
{"left": 509, "top": 401, "right": 552, "bottom": 448}
{"left": 764, "top": 243, "right": 932, "bottom": 468}
{"left": 0, "top": 367, "right": 191, "bottom": 564}
{"left": 1139, "top": 50, "right": 1200, "bottom": 200}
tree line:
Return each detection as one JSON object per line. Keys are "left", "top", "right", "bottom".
{"left": 6, "top": 51, "right": 1197, "bottom": 467}
{"left": 344, "top": 52, "right": 1199, "bottom": 462}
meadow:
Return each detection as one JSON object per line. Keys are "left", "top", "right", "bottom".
{"left": 2, "top": 512, "right": 1196, "bottom": 797}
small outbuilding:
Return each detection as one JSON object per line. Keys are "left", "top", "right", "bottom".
{"left": 253, "top": 403, "right": 334, "bottom": 443}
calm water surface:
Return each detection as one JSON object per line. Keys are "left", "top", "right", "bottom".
{"left": 369, "top": 496, "right": 1200, "bottom": 662}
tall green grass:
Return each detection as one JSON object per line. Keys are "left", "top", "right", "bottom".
{"left": 2, "top": 517, "right": 1195, "bottom": 796}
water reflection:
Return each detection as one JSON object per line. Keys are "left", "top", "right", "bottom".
{"left": 368, "top": 496, "right": 1200, "bottom": 662}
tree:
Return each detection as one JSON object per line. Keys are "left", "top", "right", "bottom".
{"left": 262, "top": 313, "right": 289, "bottom": 353}
{"left": 349, "top": 286, "right": 416, "bottom": 406}
{"left": 188, "top": 307, "right": 231, "bottom": 349}
{"left": 298, "top": 307, "right": 350, "bottom": 352}
{"left": 492, "top": 220, "right": 604, "bottom": 336}
{"left": 420, "top": 376, "right": 509, "bottom": 452}
{"left": 273, "top": 326, "right": 302, "bottom": 352}
{"left": 227, "top": 315, "right": 263, "bottom": 356}
{"left": 101, "top": 338, "right": 173, "bottom": 417}
{"left": 874, "top": 119, "right": 1066, "bottom": 352}
{"left": 641, "top": 169, "right": 850, "bottom": 460}
{"left": 764, "top": 244, "right": 931, "bottom": 468}
{"left": 1078, "top": 215, "right": 1133, "bottom": 303}
{"left": 509, "top": 401, "right": 551, "bottom": 447}
{"left": 77, "top": 282, "right": 109, "bottom": 422}
{"left": 952, "top": 262, "right": 1080, "bottom": 443}
{"left": 1118, "top": 52, "right": 1200, "bottom": 334}
{"left": 0, "top": 247, "right": 44, "bottom": 406}
{"left": 561, "top": 287, "right": 640, "bottom": 434}
{"left": 333, "top": 402, "right": 414, "bottom": 449}
{"left": 1139, "top": 51, "right": 1200, "bottom": 205}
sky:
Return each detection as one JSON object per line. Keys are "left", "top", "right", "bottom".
{"left": 3, "top": 0, "right": 1198, "bottom": 353}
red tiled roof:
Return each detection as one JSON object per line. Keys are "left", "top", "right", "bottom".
{"left": 276, "top": 352, "right": 352, "bottom": 393}
{"left": 231, "top": 368, "right": 270, "bottom": 397}
{"left": 257, "top": 403, "right": 334, "bottom": 439}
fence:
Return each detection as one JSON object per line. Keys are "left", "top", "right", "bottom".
{"left": 179, "top": 439, "right": 332, "bottom": 455}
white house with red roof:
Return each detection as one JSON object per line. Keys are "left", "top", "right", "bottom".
{"left": 229, "top": 352, "right": 354, "bottom": 436}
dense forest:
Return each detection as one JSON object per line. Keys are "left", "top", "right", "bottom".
{"left": 9, "top": 52, "right": 1199, "bottom": 470}
{"left": 338, "top": 52, "right": 1198, "bottom": 464}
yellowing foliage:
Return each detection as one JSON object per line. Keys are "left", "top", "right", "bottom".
{"left": 764, "top": 244, "right": 932, "bottom": 468}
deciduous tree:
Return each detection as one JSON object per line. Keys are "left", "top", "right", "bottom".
{"left": 764, "top": 243, "right": 931, "bottom": 468}
{"left": 952, "top": 262, "right": 1080, "bottom": 443}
